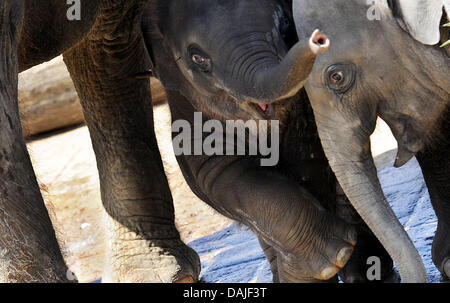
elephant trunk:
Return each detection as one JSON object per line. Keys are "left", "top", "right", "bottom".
{"left": 229, "top": 30, "right": 329, "bottom": 103}
{"left": 314, "top": 115, "right": 428, "bottom": 283}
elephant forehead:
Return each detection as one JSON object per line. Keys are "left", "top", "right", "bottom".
{"left": 172, "top": 0, "right": 280, "bottom": 24}
{"left": 169, "top": 0, "right": 283, "bottom": 42}
{"left": 293, "top": 1, "right": 400, "bottom": 69}
{"left": 293, "top": 0, "right": 390, "bottom": 41}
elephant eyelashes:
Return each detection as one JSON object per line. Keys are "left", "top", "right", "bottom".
{"left": 325, "top": 64, "right": 356, "bottom": 94}
{"left": 189, "top": 46, "right": 212, "bottom": 73}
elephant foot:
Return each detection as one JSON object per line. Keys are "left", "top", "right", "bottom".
{"left": 300, "top": 213, "right": 357, "bottom": 281}
{"left": 432, "top": 225, "right": 450, "bottom": 280}
{"left": 260, "top": 211, "right": 356, "bottom": 282}
{"left": 276, "top": 253, "right": 340, "bottom": 283}
{"left": 444, "top": 258, "right": 450, "bottom": 279}
{"left": 259, "top": 236, "right": 338, "bottom": 283}
{"left": 102, "top": 238, "right": 201, "bottom": 283}
{"left": 439, "top": 259, "right": 450, "bottom": 282}
{"left": 338, "top": 225, "right": 394, "bottom": 283}
{"left": 434, "top": 250, "right": 450, "bottom": 280}
{"left": 102, "top": 215, "right": 201, "bottom": 283}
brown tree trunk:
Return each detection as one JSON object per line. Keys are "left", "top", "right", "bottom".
{"left": 18, "top": 56, "right": 166, "bottom": 137}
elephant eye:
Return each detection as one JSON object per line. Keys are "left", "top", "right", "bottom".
{"left": 191, "top": 54, "right": 212, "bottom": 72}
{"left": 188, "top": 45, "right": 212, "bottom": 73}
{"left": 192, "top": 54, "right": 206, "bottom": 65}
{"left": 330, "top": 71, "right": 344, "bottom": 84}
{"left": 325, "top": 64, "right": 356, "bottom": 94}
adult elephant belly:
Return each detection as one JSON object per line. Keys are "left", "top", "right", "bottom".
{"left": 18, "top": 0, "right": 101, "bottom": 71}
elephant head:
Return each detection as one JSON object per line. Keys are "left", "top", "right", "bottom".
{"left": 141, "top": 0, "right": 329, "bottom": 121}
{"left": 293, "top": 0, "right": 450, "bottom": 282}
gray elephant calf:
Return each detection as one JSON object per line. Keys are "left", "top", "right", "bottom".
{"left": 293, "top": 0, "right": 450, "bottom": 282}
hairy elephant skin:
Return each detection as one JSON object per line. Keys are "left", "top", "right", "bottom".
{"left": 293, "top": 0, "right": 450, "bottom": 282}
{"left": 4, "top": 0, "right": 348, "bottom": 282}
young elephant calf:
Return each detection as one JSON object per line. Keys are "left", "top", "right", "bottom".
{"left": 293, "top": 0, "right": 450, "bottom": 282}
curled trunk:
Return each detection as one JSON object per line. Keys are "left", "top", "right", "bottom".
{"left": 229, "top": 30, "right": 330, "bottom": 103}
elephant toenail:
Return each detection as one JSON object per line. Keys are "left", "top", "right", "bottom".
{"left": 336, "top": 246, "right": 354, "bottom": 267}
{"left": 320, "top": 266, "right": 338, "bottom": 280}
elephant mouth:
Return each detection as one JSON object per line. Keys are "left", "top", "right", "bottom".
{"left": 251, "top": 102, "right": 274, "bottom": 119}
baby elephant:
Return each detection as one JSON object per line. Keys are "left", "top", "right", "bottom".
{"left": 139, "top": 0, "right": 359, "bottom": 283}
{"left": 293, "top": 0, "right": 450, "bottom": 282}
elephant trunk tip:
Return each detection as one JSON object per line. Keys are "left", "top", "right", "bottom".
{"left": 309, "top": 29, "right": 330, "bottom": 55}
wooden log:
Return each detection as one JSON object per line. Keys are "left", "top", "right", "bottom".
{"left": 18, "top": 56, "right": 84, "bottom": 138}
{"left": 18, "top": 56, "right": 166, "bottom": 137}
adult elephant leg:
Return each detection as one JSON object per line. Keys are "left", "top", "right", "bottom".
{"left": 62, "top": 3, "right": 200, "bottom": 283}
{"left": 0, "top": 0, "right": 68, "bottom": 282}
{"left": 416, "top": 115, "right": 450, "bottom": 279}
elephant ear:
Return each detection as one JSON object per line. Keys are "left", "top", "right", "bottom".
{"left": 389, "top": 0, "right": 447, "bottom": 45}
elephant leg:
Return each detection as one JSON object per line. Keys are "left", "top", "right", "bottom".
{"left": 257, "top": 236, "right": 279, "bottom": 283}
{"left": 62, "top": 3, "right": 200, "bottom": 283}
{"left": 335, "top": 184, "right": 395, "bottom": 283}
{"left": 416, "top": 117, "right": 450, "bottom": 279}
{"left": 167, "top": 90, "right": 356, "bottom": 282}
{"left": 0, "top": 0, "right": 68, "bottom": 282}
